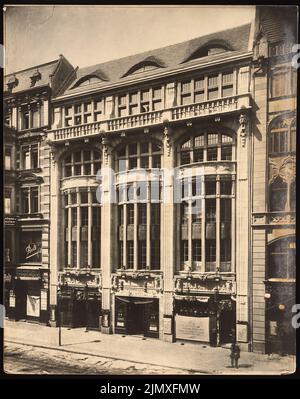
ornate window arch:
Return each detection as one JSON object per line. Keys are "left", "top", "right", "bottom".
{"left": 269, "top": 114, "right": 296, "bottom": 155}
{"left": 177, "top": 130, "right": 234, "bottom": 165}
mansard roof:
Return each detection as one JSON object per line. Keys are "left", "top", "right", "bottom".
{"left": 4, "top": 55, "right": 75, "bottom": 97}
{"left": 61, "top": 23, "right": 252, "bottom": 97}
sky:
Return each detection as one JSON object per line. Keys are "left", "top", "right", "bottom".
{"left": 4, "top": 5, "right": 255, "bottom": 74}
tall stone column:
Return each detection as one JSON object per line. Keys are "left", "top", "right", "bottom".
{"left": 161, "top": 123, "right": 175, "bottom": 342}
{"left": 100, "top": 137, "right": 114, "bottom": 333}
{"left": 235, "top": 113, "right": 251, "bottom": 350}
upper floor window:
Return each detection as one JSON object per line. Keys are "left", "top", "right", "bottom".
{"left": 63, "top": 98, "right": 104, "bottom": 127}
{"left": 270, "top": 67, "right": 297, "bottom": 98}
{"left": 179, "top": 71, "right": 234, "bottom": 105}
{"left": 5, "top": 148, "right": 12, "bottom": 170}
{"left": 117, "top": 86, "right": 163, "bottom": 117}
{"left": 20, "top": 144, "right": 39, "bottom": 170}
{"left": 20, "top": 186, "right": 39, "bottom": 214}
{"left": 178, "top": 132, "right": 233, "bottom": 166}
{"left": 116, "top": 141, "right": 162, "bottom": 172}
{"left": 62, "top": 149, "right": 101, "bottom": 178}
{"left": 269, "top": 116, "right": 296, "bottom": 155}
{"left": 5, "top": 190, "right": 11, "bottom": 214}
{"left": 18, "top": 103, "right": 44, "bottom": 130}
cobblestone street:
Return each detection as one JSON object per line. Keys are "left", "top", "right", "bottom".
{"left": 4, "top": 342, "right": 198, "bottom": 375}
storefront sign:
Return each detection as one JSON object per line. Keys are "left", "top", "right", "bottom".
{"left": 5, "top": 216, "right": 18, "bottom": 226}
{"left": 26, "top": 295, "right": 40, "bottom": 318}
{"left": 236, "top": 323, "right": 248, "bottom": 343}
{"left": 175, "top": 315, "right": 210, "bottom": 342}
{"left": 16, "top": 269, "right": 41, "bottom": 280}
{"left": 25, "top": 242, "right": 41, "bottom": 260}
{"left": 40, "top": 289, "right": 48, "bottom": 311}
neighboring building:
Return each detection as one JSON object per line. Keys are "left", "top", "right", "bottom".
{"left": 251, "top": 6, "right": 297, "bottom": 354}
{"left": 4, "top": 56, "right": 75, "bottom": 324}
{"left": 4, "top": 6, "right": 297, "bottom": 355}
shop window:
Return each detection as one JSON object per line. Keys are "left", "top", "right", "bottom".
{"left": 127, "top": 241, "right": 134, "bottom": 269}
{"left": 192, "top": 239, "right": 201, "bottom": 262}
{"left": 20, "top": 231, "right": 42, "bottom": 263}
{"left": 151, "top": 240, "right": 160, "bottom": 270}
{"left": 138, "top": 241, "right": 147, "bottom": 269}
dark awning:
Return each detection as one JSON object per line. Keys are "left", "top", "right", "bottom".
{"left": 116, "top": 296, "right": 154, "bottom": 305}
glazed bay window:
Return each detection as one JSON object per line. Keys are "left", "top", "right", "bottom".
{"left": 116, "top": 141, "right": 162, "bottom": 172}
{"left": 179, "top": 173, "right": 234, "bottom": 273}
{"left": 178, "top": 132, "right": 233, "bottom": 166}
{"left": 62, "top": 149, "right": 101, "bottom": 177}
{"left": 117, "top": 181, "right": 161, "bottom": 271}
{"left": 63, "top": 189, "right": 101, "bottom": 269}
{"left": 20, "top": 143, "right": 39, "bottom": 170}
{"left": 20, "top": 186, "right": 39, "bottom": 214}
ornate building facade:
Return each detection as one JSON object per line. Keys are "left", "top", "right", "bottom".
{"left": 4, "top": 6, "right": 297, "bottom": 354}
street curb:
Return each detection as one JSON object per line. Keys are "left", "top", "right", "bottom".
{"left": 4, "top": 339, "right": 211, "bottom": 374}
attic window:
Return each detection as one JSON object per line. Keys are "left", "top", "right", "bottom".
{"left": 30, "top": 70, "right": 42, "bottom": 87}
{"left": 184, "top": 43, "right": 232, "bottom": 63}
{"left": 7, "top": 75, "right": 19, "bottom": 92}
{"left": 76, "top": 76, "right": 101, "bottom": 87}
{"left": 130, "top": 63, "right": 158, "bottom": 75}
{"left": 122, "top": 58, "right": 164, "bottom": 78}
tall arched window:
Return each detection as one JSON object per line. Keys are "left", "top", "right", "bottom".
{"left": 178, "top": 132, "right": 234, "bottom": 165}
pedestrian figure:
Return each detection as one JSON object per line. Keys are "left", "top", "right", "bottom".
{"left": 230, "top": 342, "right": 240, "bottom": 368}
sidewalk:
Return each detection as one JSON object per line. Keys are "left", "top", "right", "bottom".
{"left": 4, "top": 319, "right": 295, "bottom": 375}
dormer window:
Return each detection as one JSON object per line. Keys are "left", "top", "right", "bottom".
{"left": 183, "top": 41, "right": 232, "bottom": 63}
{"left": 7, "top": 75, "right": 19, "bottom": 92}
{"left": 122, "top": 57, "right": 165, "bottom": 78}
{"left": 71, "top": 71, "right": 109, "bottom": 89}
{"left": 30, "top": 70, "right": 42, "bottom": 87}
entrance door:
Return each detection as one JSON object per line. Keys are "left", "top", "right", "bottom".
{"left": 266, "top": 283, "right": 296, "bottom": 355}
{"left": 219, "top": 308, "right": 236, "bottom": 344}
{"left": 127, "top": 302, "right": 145, "bottom": 335}
{"left": 87, "top": 298, "right": 101, "bottom": 330}
{"left": 73, "top": 300, "right": 86, "bottom": 328}
{"left": 15, "top": 281, "right": 27, "bottom": 321}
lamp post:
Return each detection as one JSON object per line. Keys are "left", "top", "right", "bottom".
{"left": 85, "top": 282, "right": 89, "bottom": 332}
{"left": 57, "top": 283, "right": 62, "bottom": 346}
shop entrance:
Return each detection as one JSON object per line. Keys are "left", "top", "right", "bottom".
{"left": 266, "top": 283, "right": 296, "bottom": 355}
{"left": 15, "top": 280, "right": 27, "bottom": 321}
{"left": 115, "top": 297, "right": 159, "bottom": 338}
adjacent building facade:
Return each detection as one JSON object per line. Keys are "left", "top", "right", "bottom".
{"left": 4, "top": 6, "right": 297, "bottom": 354}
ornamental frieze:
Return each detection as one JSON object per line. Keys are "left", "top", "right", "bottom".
{"left": 269, "top": 156, "right": 296, "bottom": 184}
{"left": 175, "top": 276, "right": 236, "bottom": 295}
{"left": 112, "top": 273, "right": 163, "bottom": 295}
{"left": 59, "top": 270, "right": 101, "bottom": 287}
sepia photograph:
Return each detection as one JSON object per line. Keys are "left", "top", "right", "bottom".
{"left": 2, "top": 4, "right": 298, "bottom": 379}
